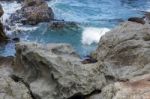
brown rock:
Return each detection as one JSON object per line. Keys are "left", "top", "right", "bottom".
{"left": 88, "top": 74, "right": 150, "bottom": 99}
{"left": 10, "top": 0, "right": 54, "bottom": 25}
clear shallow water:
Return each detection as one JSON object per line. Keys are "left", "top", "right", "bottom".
{"left": 0, "top": 0, "right": 150, "bottom": 57}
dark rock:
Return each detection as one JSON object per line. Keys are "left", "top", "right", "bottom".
{"left": 0, "top": 5, "right": 8, "bottom": 42}
{"left": 10, "top": 0, "right": 54, "bottom": 25}
{"left": 0, "top": 4, "right": 4, "bottom": 17}
{"left": 12, "top": 37, "right": 20, "bottom": 42}
{"left": 0, "top": 22, "right": 8, "bottom": 42}
{"left": 128, "top": 17, "right": 145, "bottom": 24}
{"left": 49, "top": 21, "right": 78, "bottom": 30}
{"left": 81, "top": 55, "right": 97, "bottom": 64}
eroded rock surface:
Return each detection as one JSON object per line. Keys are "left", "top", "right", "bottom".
{"left": 13, "top": 42, "right": 106, "bottom": 99}
{"left": 0, "top": 64, "right": 32, "bottom": 99}
{"left": 88, "top": 74, "right": 150, "bottom": 99}
{"left": 96, "top": 21, "right": 150, "bottom": 80}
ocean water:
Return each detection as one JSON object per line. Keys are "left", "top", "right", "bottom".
{"left": 0, "top": 0, "right": 150, "bottom": 57}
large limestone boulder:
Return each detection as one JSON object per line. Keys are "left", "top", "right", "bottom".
{"left": 10, "top": 0, "right": 54, "bottom": 25}
{"left": 13, "top": 42, "right": 106, "bottom": 99}
{"left": 96, "top": 21, "right": 150, "bottom": 80}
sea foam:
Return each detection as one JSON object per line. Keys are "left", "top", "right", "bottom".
{"left": 0, "top": 2, "right": 38, "bottom": 34}
{"left": 82, "top": 27, "right": 110, "bottom": 45}
{"left": 0, "top": 1, "right": 21, "bottom": 24}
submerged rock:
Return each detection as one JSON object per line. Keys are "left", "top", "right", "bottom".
{"left": 96, "top": 21, "right": 150, "bottom": 80}
{"left": 10, "top": 0, "right": 54, "bottom": 25}
{"left": 49, "top": 21, "right": 78, "bottom": 30}
{"left": 13, "top": 42, "right": 106, "bottom": 99}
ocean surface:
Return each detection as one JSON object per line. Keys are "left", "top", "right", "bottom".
{"left": 0, "top": 0, "right": 150, "bottom": 57}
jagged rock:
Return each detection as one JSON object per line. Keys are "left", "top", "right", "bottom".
{"left": 0, "top": 76, "right": 32, "bottom": 99}
{"left": 96, "top": 21, "right": 150, "bottom": 80}
{"left": 0, "top": 64, "right": 32, "bottom": 99}
{"left": 13, "top": 42, "right": 106, "bottom": 99}
{"left": 10, "top": 0, "right": 54, "bottom": 25}
{"left": 88, "top": 74, "right": 150, "bottom": 99}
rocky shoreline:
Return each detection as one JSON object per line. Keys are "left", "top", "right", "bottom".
{"left": 0, "top": 21, "right": 150, "bottom": 99}
{"left": 0, "top": 0, "right": 150, "bottom": 99}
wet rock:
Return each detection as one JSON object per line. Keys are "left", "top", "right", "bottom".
{"left": 12, "top": 37, "right": 20, "bottom": 42}
{"left": 96, "top": 21, "right": 150, "bottom": 80}
{"left": 0, "top": 4, "right": 4, "bottom": 17}
{"left": 13, "top": 42, "right": 106, "bottom": 99}
{"left": 0, "top": 4, "right": 8, "bottom": 42}
{"left": 10, "top": 0, "right": 54, "bottom": 25}
{"left": 128, "top": 17, "right": 145, "bottom": 24}
{"left": 81, "top": 55, "right": 97, "bottom": 64}
{"left": 49, "top": 21, "right": 78, "bottom": 30}
{"left": 0, "top": 22, "right": 8, "bottom": 42}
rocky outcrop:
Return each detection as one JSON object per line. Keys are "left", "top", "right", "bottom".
{"left": 0, "top": 74, "right": 33, "bottom": 99}
{"left": 0, "top": 64, "right": 33, "bottom": 99}
{"left": 13, "top": 42, "right": 106, "bottom": 99}
{"left": 87, "top": 21, "right": 150, "bottom": 99}
{"left": 0, "top": 4, "right": 8, "bottom": 42}
{"left": 10, "top": 0, "right": 54, "bottom": 25}
{"left": 96, "top": 21, "right": 150, "bottom": 80}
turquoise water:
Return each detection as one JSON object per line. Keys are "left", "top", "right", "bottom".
{"left": 1, "top": 0, "right": 150, "bottom": 57}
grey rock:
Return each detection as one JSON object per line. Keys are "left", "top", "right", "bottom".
{"left": 96, "top": 21, "right": 150, "bottom": 80}
{"left": 13, "top": 42, "right": 106, "bottom": 99}
{"left": 0, "top": 69, "right": 32, "bottom": 99}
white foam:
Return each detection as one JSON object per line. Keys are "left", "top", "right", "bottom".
{"left": 82, "top": 27, "right": 110, "bottom": 45}
{"left": 0, "top": 1, "right": 21, "bottom": 24}
{"left": 0, "top": 2, "right": 38, "bottom": 34}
